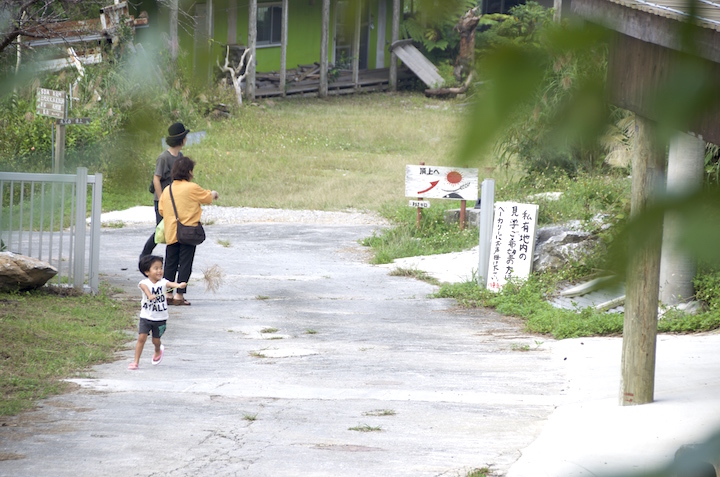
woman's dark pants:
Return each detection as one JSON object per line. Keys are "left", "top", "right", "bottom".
{"left": 163, "top": 242, "right": 196, "bottom": 294}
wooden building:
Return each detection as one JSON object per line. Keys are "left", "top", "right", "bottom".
{"left": 131, "top": 0, "right": 415, "bottom": 99}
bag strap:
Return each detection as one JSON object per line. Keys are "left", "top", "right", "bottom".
{"left": 168, "top": 184, "right": 182, "bottom": 225}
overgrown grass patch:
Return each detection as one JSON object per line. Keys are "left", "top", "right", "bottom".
{"left": 497, "top": 172, "right": 632, "bottom": 228}
{"left": 436, "top": 274, "right": 720, "bottom": 338}
{"left": 348, "top": 424, "right": 383, "bottom": 432}
{"left": 388, "top": 267, "right": 440, "bottom": 285}
{"left": 434, "top": 277, "right": 624, "bottom": 339}
{"left": 0, "top": 286, "right": 135, "bottom": 416}
{"left": 362, "top": 202, "right": 478, "bottom": 264}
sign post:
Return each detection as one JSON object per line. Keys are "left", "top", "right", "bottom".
{"left": 416, "top": 162, "right": 425, "bottom": 229}
{"left": 36, "top": 88, "right": 66, "bottom": 119}
{"left": 477, "top": 179, "right": 495, "bottom": 288}
{"left": 405, "top": 164, "right": 478, "bottom": 229}
{"left": 36, "top": 88, "right": 91, "bottom": 173}
{"left": 486, "top": 201, "right": 539, "bottom": 292}
{"left": 37, "top": 88, "right": 67, "bottom": 173}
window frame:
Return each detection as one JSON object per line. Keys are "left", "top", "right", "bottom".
{"left": 257, "top": 2, "right": 283, "bottom": 48}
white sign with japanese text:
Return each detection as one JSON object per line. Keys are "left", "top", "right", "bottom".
{"left": 405, "top": 165, "right": 478, "bottom": 201}
{"left": 486, "top": 202, "right": 539, "bottom": 292}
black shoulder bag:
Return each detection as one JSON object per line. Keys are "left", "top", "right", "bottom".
{"left": 168, "top": 184, "right": 206, "bottom": 246}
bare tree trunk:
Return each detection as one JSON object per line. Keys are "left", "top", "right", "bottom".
{"left": 280, "top": 0, "right": 288, "bottom": 96}
{"left": 320, "top": 0, "right": 330, "bottom": 97}
{"left": 169, "top": 0, "right": 179, "bottom": 62}
{"left": 454, "top": 7, "right": 481, "bottom": 82}
{"left": 247, "top": 0, "right": 257, "bottom": 101}
{"left": 218, "top": 46, "right": 252, "bottom": 107}
{"left": 390, "top": 0, "right": 400, "bottom": 91}
{"left": 352, "top": 0, "right": 361, "bottom": 90}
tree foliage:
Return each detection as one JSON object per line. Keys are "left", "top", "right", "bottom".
{"left": 472, "top": 2, "right": 611, "bottom": 177}
{"left": 400, "top": 0, "right": 478, "bottom": 60}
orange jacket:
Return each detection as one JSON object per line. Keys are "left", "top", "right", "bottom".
{"left": 158, "top": 180, "right": 214, "bottom": 245}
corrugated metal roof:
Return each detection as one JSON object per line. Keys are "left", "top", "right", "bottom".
{"left": 605, "top": 0, "right": 720, "bottom": 31}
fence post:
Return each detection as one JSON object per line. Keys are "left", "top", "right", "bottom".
{"left": 73, "top": 167, "right": 87, "bottom": 290}
{"left": 477, "top": 179, "right": 495, "bottom": 288}
{"left": 89, "top": 173, "right": 102, "bottom": 293}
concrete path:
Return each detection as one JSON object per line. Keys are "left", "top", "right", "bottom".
{"left": 0, "top": 219, "right": 565, "bottom": 477}
{"left": 4, "top": 213, "right": 720, "bottom": 477}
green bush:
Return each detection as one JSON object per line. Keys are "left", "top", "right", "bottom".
{"left": 475, "top": 2, "right": 611, "bottom": 177}
{"left": 400, "top": 0, "right": 477, "bottom": 63}
{"left": 0, "top": 35, "right": 237, "bottom": 211}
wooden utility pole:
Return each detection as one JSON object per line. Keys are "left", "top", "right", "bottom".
{"left": 206, "top": 0, "right": 214, "bottom": 84}
{"left": 169, "top": 0, "right": 179, "bottom": 62}
{"left": 320, "top": 0, "right": 330, "bottom": 97}
{"left": 389, "top": 0, "right": 400, "bottom": 90}
{"left": 352, "top": 0, "right": 361, "bottom": 90}
{"left": 620, "top": 115, "right": 666, "bottom": 406}
{"left": 280, "top": 0, "right": 289, "bottom": 96}
{"left": 247, "top": 0, "right": 257, "bottom": 101}
{"left": 53, "top": 123, "right": 65, "bottom": 174}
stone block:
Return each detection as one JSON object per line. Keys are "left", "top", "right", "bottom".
{"left": 443, "top": 208, "right": 481, "bottom": 228}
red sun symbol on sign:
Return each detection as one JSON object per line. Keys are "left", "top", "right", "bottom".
{"left": 446, "top": 171, "right": 463, "bottom": 184}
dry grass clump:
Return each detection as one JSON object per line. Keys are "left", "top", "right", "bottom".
{"left": 201, "top": 264, "right": 225, "bottom": 293}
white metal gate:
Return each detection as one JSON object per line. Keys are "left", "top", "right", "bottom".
{"left": 0, "top": 167, "right": 102, "bottom": 293}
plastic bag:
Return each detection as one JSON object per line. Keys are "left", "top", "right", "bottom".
{"left": 155, "top": 219, "right": 166, "bottom": 244}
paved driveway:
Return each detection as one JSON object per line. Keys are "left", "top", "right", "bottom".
{"left": 0, "top": 220, "right": 565, "bottom": 477}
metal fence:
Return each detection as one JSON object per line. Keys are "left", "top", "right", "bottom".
{"left": 0, "top": 167, "right": 102, "bottom": 293}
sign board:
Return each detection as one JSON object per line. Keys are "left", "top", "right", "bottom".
{"left": 36, "top": 88, "right": 66, "bottom": 119}
{"left": 57, "top": 117, "right": 91, "bottom": 125}
{"left": 409, "top": 200, "right": 430, "bottom": 208}
{"left": 486, "top": 202, "right": 539, "bottom": 292}
{"left": 405, "top": 165, "right": 478, "bottom": 201}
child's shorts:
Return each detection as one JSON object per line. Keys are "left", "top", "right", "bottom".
{"left": 138, "top": 318, "right": 167, "bottom": 338}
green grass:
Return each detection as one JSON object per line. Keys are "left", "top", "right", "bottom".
{"left": 101, "top": 93, "right": 464, "bottom": 212}
{"left": 363, "top": 409, "right": 396, "bottom": 416}
{"left": 436, "top": 275, "right": 720, "bottom": 339}
{"left": 466, "top": 468, "right": 491, "bottom": 477}
{"left": 497, "top": 172, "right": 632, "bottom": 228}
{"left": 348, "top": 424, "right": 383, "bottom": 432}
{"left": 388, "top": 267, "right": 440, "bottom": 285}
{"left": 362, "top": 202, "right": 479, "bottom": 264}
{"left": 0, "top": 286, "right": 135, "bottom": 416}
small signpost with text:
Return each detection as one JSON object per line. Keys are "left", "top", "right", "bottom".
{"left": 405, "top": 165, "right": 478, "bottom": 229}
{"left": 36, "top": 88, "right": 66, "bottom": 120}
{"left": 36, "top": 88, "right": 90, "bottom": 173}
{"left": 486, "top": 201, "right": 539, "bottom": 292}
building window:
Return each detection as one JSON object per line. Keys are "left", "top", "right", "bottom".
{"left": 258, "top": 3, "right": 282, "bottom": 46}
{"left": 481, "top": 0, "right": 524, "bottom": 14}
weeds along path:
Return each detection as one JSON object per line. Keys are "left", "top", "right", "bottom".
{"left": 0, "top": 217, "right": 565, "bottom": 477}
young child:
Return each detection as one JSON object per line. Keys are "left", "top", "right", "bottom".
{"left": 129, "top": 255, "right": 186, "bottom": 370}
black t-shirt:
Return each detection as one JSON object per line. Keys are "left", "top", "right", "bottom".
{"left": 154, "top": 150, "right": 183, "bottom": 194}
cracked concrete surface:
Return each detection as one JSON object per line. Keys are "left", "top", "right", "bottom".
{"left": 0, "top": 219, "right": 566, "bottom": 477}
